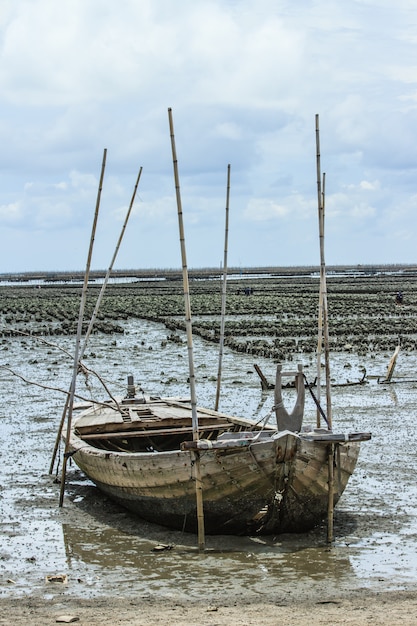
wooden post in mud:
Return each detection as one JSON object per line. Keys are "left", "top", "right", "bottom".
{"left": 254, "top": 364, "right": 273, "bottom": 391}
{"left": 315, "top": 114, "right": 334, "bottom": 543}
{"left": 384, "top": 345, "right": 400, "bottom": 383}
{"left": 50, "top": 165, "right": 143, "bottom": 475}
{"left": 168, "top": 108, "right": 205, "bottom": 551}
{"left": 59, "top": 148, "right": 107, "bottom": 506}
{"left": 327, "top": 444, "right": 335, "bottom": 543}
{"left": 215, "top": 164, "right": 231, "bottom": 411}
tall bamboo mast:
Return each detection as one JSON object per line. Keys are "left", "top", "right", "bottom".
{"left": 214, "top": 164, "right": 231, "bottom": 411}
{"left": 59, "top": 148, "right": 107, "bottom": 506}
{"left": 315, "top": 114, "right": 332, "bottom": 429}
{"left": 315, "top": 117, "right": 323, "bottom": 426}
{"left": 315, "top": 114, "right": 335, "bottom": 544}
{"left": 168, "top": 108, "right": 205, "bottom": 551}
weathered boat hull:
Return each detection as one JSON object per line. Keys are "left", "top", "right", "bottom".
{"left": 263, "top": 437, "right": 360, "bottom": 533}
{"left": 68, "top": 413, "right": 362, "bottom": 535}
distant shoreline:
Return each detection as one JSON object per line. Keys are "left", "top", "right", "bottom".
{"left": 1, "top": 263, "right": 417, "bottom": 283}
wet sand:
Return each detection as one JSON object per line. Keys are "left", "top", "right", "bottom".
{"left": 1, "top": 590, "right": 417, "bottom": 625}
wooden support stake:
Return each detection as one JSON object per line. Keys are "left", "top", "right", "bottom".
{"left": 327, "top": 444, "right": 335, "bottom": 544}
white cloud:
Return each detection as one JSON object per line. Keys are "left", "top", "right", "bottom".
{"left": 359, "top": 180, "right": 380, "bottom": 191}
{"left": 1, "top": 1, "right": 417, "bottom": 270}
{"left": 54, "top": 182, "right": 68, "bottom": 190}
{"left": 244, "top": 198, "right": 290, "bottom": 221}
{"left": 68, "top": 170, "right": 98, "bottom": 191}
{"left": 0, "top": 201, "right": 22, "bottom": 223}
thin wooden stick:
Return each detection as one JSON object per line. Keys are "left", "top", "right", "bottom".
{"left": 49, "top": 166, "right": 142, "bottom": 475}
{"left": 214, "top": 164, "right": 231, "bottom": 411}
{"left": 59, "top": 148, "right": 107, "bottom": 506}
{"left": 168, "top": 108, "right": 205, "bottom": 551}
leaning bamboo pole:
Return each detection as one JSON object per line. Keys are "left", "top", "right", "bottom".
{"left": 82, "top": 166, "right": 143, "bottom": 351}
{"left": 168, "top": 107, "right": 205, "bottom": 551}
{"left": 59, "top": 148, "right": 107, "bottom": 506}
{"left": 214, "top": 164, "right": 231, "bottom": 411}
{"left": 49, "top": 165, "right": 142, "bottom": 475}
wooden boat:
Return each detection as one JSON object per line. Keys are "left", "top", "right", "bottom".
{"left": 61, "top": 113, "right": 370, "bottom": 539}
{"left": 66, "top": 366, "right": 370, "bottom": 536}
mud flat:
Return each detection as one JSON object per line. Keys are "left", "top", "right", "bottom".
{"left": 1, "top": 267, "right": 417, "bottom": 357}
{"left": 1, "top": 270, "right": 417, "bottom": 624}
{"left": 1, "top": 589, "right": 417, "bottom": 625}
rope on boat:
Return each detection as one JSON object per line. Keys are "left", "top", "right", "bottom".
{"left": 197, "top": 440, "right": 214, "bottom": 449}
{"left": 253, "top": 404, "right": 277, "bottom": 430}
{"left": 63, "top": 450, "right": 78, "bottom": 460}
{"left": 303, "top": 374, "right": 330, "bottom": 428}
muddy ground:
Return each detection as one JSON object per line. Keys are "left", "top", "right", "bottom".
{"left": 1, "top": 269, "right": 417, "bottom": 624}
{"left": 2, "top": 589, "right": 417, "bottom": 625}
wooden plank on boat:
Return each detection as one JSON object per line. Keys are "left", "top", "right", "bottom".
{"left": 181, "top": 437, "right": 261, "bottom": 450}
{"left": 301, "top": 432, "right": 371, "bottom": 443}
{"left": 75, "top": 402, "right": 235, "bottom": 435}
{"left": 78, "top": 422, "right": 234, "bottom": 441}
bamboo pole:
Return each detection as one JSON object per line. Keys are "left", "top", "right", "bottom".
{"left": 49, "top": 166, "right": 142, "bottom": 475}
{"left": 321, "top": 172, "right": 332, "bottom": 428}
{"left": 168, "top": 108, "right": 205, "bottom": 551}
{"left": 315, "top": 115, "right": 332, "bottom": 430}
{"left": 82, "top": 166, "right": 143, "bottom": 351}
{"left": 214, "top": 164, "right": 231, "bottom": 411}
{"left": 315, "top": 117, "right": 323, "bottom": 427}
{"left": 59, "top": 148, "right": 107, "bottom": 506}
{"left": 315, "top": 114, "right": 334, "bottom": 544}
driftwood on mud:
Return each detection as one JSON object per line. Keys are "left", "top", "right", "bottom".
{"left": 253, "top": 363, "right": 367, "bottom": 391}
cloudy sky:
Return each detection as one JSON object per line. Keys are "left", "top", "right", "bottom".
{"left": 1, "top": 0, "right": 417, "bottom": 273}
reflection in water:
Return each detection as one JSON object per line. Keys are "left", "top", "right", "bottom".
{"left": 60, "top": 518, "right": 356, "bottom": 600}
{"left": 388, "top": 386, "right": 399, "bottom": 405}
